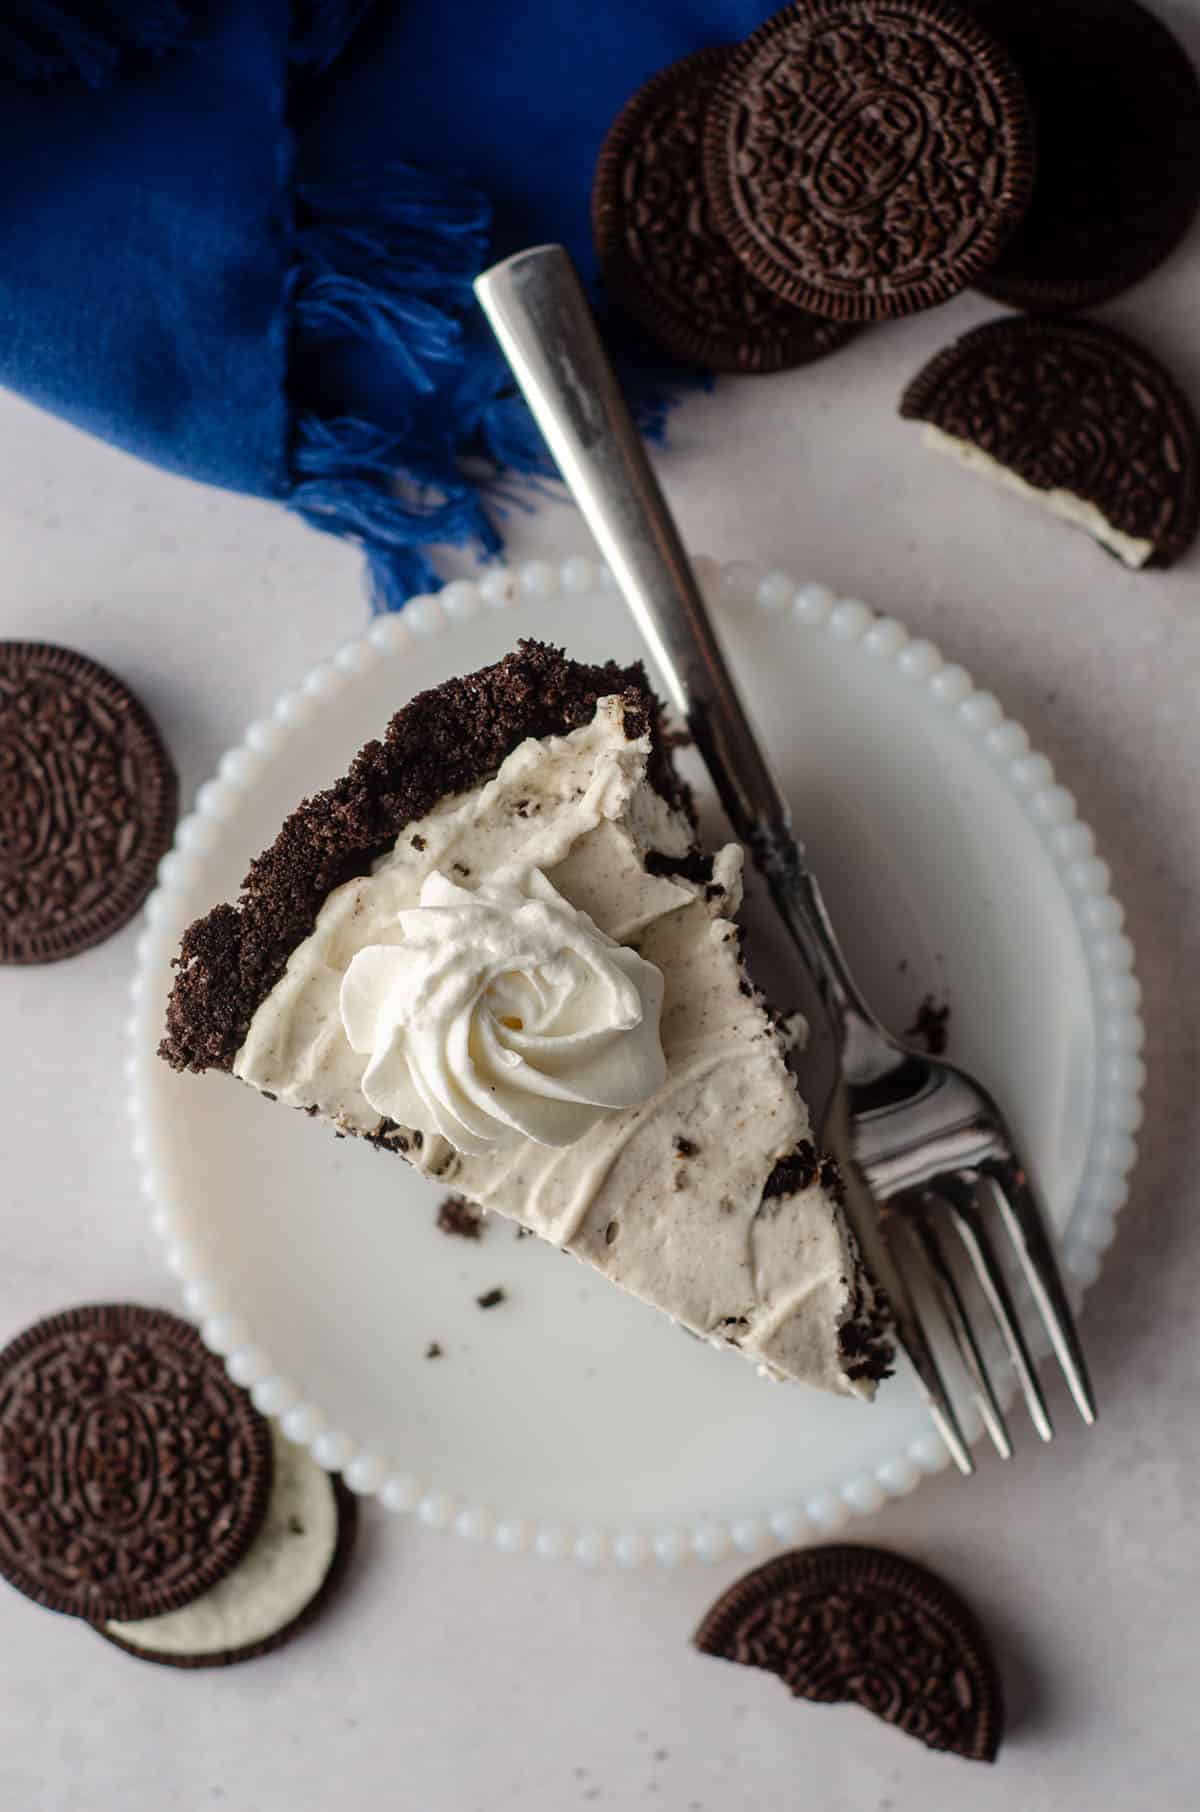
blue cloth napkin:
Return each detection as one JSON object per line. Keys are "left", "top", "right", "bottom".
{"left": 0, "top": 1, "right": 769, "bottom": 606}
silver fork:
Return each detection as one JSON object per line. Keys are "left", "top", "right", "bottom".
{"left": 475, "top": 245, "right": 1096, "bottom": 1474}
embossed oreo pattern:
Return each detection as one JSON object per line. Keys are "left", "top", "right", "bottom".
{"left": 694, "top": 1544, "right": 1003, "bottom": 1761}
{"left": 900, "top": 316, "right": 1200, "bottom": 566}
{"left": 702, "top": 0, "right": 1034, "bottom": 320}
{"left": 0, "top": 1305, "right": 273, "bottom": 1621}
{"left": 0, "top": 644, "right": 177, "bottom": 964}
{"left": 593, "top": 49, "right": 858, "bottom": 373}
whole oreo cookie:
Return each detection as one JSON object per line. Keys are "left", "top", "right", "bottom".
{"left": 593, "top": 48, "right": 858, "bottom": 373}
{"left": 694, "top": 1544, "right": 1003, "bottom": 1762}
{"left": 702, "top": 0, "right": 1035, "bottom": 321}
{"left": 0, "top": 643, "right": 177, "bottom": 964}
{"left": 98, "top": 1427, "right": 357, "bottom": 1669}
{"left": 0, "top": 1305, "right": 273, "bottom": 1623}
{"left": 901, "top": 315, "right": 1200, "bottom": 568}
{"left": 968, "top": 0, "right": 1200, "bottom": 310}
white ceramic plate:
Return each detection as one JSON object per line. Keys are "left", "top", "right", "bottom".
{"left": 129, "top": 556, "right": 1143, "bottom": 1566}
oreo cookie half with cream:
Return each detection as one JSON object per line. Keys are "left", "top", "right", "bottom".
{"left": 98, "top": 1426, "right": 357, "bottom": 1668}
{"left": 901, "top": 315, "right": 1200, "bottom": 568}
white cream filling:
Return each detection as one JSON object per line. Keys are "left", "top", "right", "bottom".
{"left": 105, "top": 1427, "right": 339, "bottom": 1657}
{"left": 922, "top": 422, "right": 1154, "bottom": 568}
{"left": 234, "top": 698, "right": 875, "bottom": 1397}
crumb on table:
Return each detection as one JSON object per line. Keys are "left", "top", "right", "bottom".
{"left": 437, "top": 1194, "right": 485, "bottom": 1240}
{"left": 906, "top": 994, "right": 951, "bottom": 1056}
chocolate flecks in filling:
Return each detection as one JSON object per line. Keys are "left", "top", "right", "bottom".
{"left": 159, "top": 642, "right": 687, "bottom": 1074}
{"left": 761, "top": 1140, "right": 847, "bottom": 1207}
{"left": 645, "top": 846, "right": 714, "bottom": 886}
{"left": 424, "top": 1341, "right": 443, "bottom": 1360}
{"left": 437, "top": 1195, "right": 486, "bottom": 1241}
{"left": 411, "top": 834, "right": 426, "bottom": 851}
{"left": 756, "top": 1137, "right": 894, "bottom": 1376}
{"left": 673, "top": 1135, "right": 698, "bottom": 1159}
{"left": 476, "top": 1287, "right": 506, "bottom": 1310}
{"left": 364, "top": 1118, "right": 407, "bottom": 1153}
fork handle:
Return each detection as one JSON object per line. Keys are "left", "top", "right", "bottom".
{"left": 474, "top": 245, "right": 883, "bottom": 1044}
{"left": 475, "top": 245, "right": 789, "bottom": 842}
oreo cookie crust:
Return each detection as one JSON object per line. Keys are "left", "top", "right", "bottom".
{"left": 0, "top": 1305, "right": 273, "bottom": 1622}
{"left": 160, "top": 642, "right": 681, "bottom": 1075}
{"left": 593, "top": 48, "right": 858, "bottom": 373}
{"left": 694, "top": 1544, "right": 1003, "bottom": 1762}
{"left": 98, "top": 1428, "right": 357, "bottom": 1668}
{"left": 702, "top": 0, "right": 1034, "bottom": 322}
{"left": 0, "top": 643, "right": 177, "bottom": 964}
{"left": 968, "top": 0, "right": 1200, "bottom": 309}
{"left": 901, "top": 315, "right": 1200, "bottom": 567}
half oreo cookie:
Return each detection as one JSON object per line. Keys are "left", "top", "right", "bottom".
{"left": 901, "top": 315, "right": 1200, "bottom": 568}
{"left": 694, "top": 1544, "right": 1003, "bottom": 1762}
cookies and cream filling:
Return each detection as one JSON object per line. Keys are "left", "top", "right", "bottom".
{"left": 234, "top": 697, "right": 881, "bottom": 1397}
{"left": 921, "top": 422, "right": 1154, "bottom": 567}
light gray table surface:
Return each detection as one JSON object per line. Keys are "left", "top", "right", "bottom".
{"left": 3, "top": 57, "right": 1200, "bottom": 1804}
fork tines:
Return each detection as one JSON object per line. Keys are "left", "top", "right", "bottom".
{"left": 884, "top": 1161, "right": 1096, "bottom": 1472}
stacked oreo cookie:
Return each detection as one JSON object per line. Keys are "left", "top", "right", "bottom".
{"left": 0, "top": 1304, "right": 357, "bottom": 1668}
{"left": 593, "top": 0, "right": 1200, "bottom": 569}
